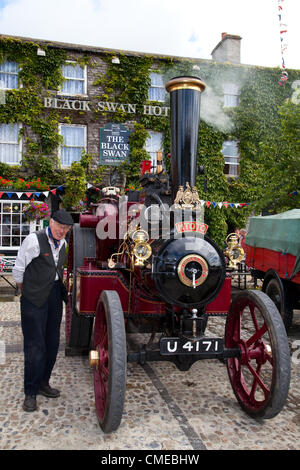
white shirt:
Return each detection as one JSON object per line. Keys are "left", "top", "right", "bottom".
{"left": 12, "top": 228, "right": 66, "bottom": 284}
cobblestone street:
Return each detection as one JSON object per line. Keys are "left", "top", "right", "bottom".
{"left": 0, "top": 296, "right": 299, "bottom": 451}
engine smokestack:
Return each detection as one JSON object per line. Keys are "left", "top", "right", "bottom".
{"left": 165, "top": 76, "right": 206, "bottom": 201}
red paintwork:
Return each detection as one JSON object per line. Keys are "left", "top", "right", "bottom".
{"left": 77, "top": 266, "right": 166, "bottom": 316}
{"left": 77, "top": 263, "right": 231, "bottom": 316}
{"left": 76, "top": 199, "right": 232, "bottom": 317}
{"left": 206, "top": 277, "right": 231, "bottom": 315}
{"left": 245, "top": 244, "right": 300, "bottom": 285}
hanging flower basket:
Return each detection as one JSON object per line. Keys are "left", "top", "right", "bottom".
{"left": 23, "top": 200, "right": 50, "bottom": 221}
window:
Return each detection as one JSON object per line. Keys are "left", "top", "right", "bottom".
{"left": 145, "top": 131, "right": 163, "bottom": 172}
{"left": 0, "top": 200, "right": 42, "bottom": 251}
{"left": 59, "top": 124, "right": 86, "bottom": 166}
{"left": 0, "top": 123, "right": 22, "bottom": 164}
{"left": 148, "top": 72, "right": 165, "bottom": 102}
{"left": 221, "top": 140, "right": 239, "bottom": 177}
{"left": 223, "top": 83, "right": 239, "bottom": 107}
{"left": 61, "top": 62, "right": 87, "bottom": 95}
{"left": 0, "top": 61, "right": 19, "bottom": 89}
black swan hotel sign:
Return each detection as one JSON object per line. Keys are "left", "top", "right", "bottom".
{"left": 44, "top": 96, "right": 169, "bottom": 166}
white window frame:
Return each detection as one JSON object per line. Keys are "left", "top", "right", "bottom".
{"left": 0, "top": 60, "right": 20, "bottom": 90}
{"left": 223, "top": 83, "right": 239, "bottom": 108}
{"left": 221, "top": 140, "right": 239, "bottom": 177}
{"left": 0, "top": 199, "right": 43, "bottom": 252}
{"left": 0, "top": 123, "right": 22, "bottom": 165}
{"left": 148, "top": 72, "right": 165, "bottom": 102}
{"left": 145, "top": 131, "right": 164, "bottom": 172}
{"left": 60, "top": 61, "right": 87, "bottom": 96}
{"left": 59, "top": 123, "right": 87, "bottom": 168}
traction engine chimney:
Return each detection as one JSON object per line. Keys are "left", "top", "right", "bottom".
{"left": 165, "top": 76, "right": 206, "bottom": 200}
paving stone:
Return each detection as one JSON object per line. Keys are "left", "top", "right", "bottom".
{"left": 0, "top": 301, "right": 299, "bottom": 450}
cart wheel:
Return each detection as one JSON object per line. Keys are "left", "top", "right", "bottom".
{"left": 93, "top": 290, "right": 126, "bottom": 433}
{"left": 225, "top": 290, "right": 290, "bottom": 419}
{"left": 65, "top": 224, "right": 95, "bottom": 353}
{"left": 264, "top": 277, "right": 293, "bottom": 330}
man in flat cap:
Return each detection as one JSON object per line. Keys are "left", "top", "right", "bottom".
{"left": 13, "top": 209, "right": 74, "bottom": 412}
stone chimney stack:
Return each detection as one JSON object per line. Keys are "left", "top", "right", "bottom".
{"left": 211, "top": 33, "right": 242, "bottom": 64}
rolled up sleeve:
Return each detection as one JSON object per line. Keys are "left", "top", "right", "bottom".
{"left": 12, "top": 233, "right": 40, "bottom": 284}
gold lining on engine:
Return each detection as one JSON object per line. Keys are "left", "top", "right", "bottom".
{"left": 177, "top": 254, "right": 209, "bottom": 288}
{"left": 166, "top": 77, "right": 206, "bottom": 93}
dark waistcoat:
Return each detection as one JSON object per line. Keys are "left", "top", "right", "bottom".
{"left": 22, "top": 230, "right": 66, "bottom": 307}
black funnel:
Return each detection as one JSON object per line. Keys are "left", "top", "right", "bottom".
{"left": 166, "top": 76, "right": 206, "bottom": 200}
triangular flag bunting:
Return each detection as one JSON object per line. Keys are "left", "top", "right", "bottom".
{"left": 25, "top": 192, "right": 32, "bottom": 198}
{"left": 7, "top": 192, "right": 14, "bottom": 198}
{"left": 50, "top": 189, "right": 57, "bottom": 195}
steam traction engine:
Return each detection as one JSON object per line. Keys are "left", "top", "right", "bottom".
{"left": 65, "top": 77, "right": 291, "bottom": 433}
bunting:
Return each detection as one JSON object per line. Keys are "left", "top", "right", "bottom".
{"left": 200, "top": 200, "right": 249, "bottom": 209}
{"left": 0, "top": 182, "right": 102, "bottom": 199}
{"left": 278, "top": 0, "right": 288, "bottom": 85}
{"left": 0, "top": 183, "right": 250, "bottom": 208}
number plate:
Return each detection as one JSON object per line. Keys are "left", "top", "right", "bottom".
{"left": 160, "top": 337, "right": 224, "bottom": 355}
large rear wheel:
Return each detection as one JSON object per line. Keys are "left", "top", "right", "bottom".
{"left": 225, "top": 290, "right": 290, "bottom": 419}
{"left": 92, "top": 290, "right": 126, "bottom": 433}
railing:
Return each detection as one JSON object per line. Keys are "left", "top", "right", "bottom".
{"left": 0, "top": 255, "right": 17, "bottom": 293}
{"left": 231, "top": 262, "right": 257, "bottom": 290}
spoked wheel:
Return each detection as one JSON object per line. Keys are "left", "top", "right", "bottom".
{"left": 263, "top": 276, "right": 293, "bottom": 330}
{"left": 65, "top": 224, "right": 95, "bottom": 354}
{"left": 225, "top": 290, "right": 290, "bottom": 419}
{"left": 92, "top": 290, "right": 126, "bottom": 433}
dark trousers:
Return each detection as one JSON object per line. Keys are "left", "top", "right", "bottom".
{"left": 21, "top": 281, "right": 63, "bottom": 396}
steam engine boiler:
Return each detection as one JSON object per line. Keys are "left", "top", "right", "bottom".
{"left": 65, "top": 77, "right": 291, "bottom": 433}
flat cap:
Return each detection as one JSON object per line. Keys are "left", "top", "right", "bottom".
{"left": 51, "top": 209, "right": 74, "bottom": 226}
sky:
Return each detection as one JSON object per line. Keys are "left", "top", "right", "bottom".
{"left": 0, "top": 0, "right": 299, "bottom": 70}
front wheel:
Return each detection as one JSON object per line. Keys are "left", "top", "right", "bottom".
{"left": 92, "top": 290, "right": 127, "bottom": 433}
{"left": 225, "top": 290, "right": 290, "bottom": 419}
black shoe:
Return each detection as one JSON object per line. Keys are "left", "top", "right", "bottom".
{"left": 23, "top": 395, "right": 37, "bottom": 412}
{"left": 38, "top": 384, "right": 60, "bottom": 398}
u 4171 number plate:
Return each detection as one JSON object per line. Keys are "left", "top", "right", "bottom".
{"left": 160, "top": 337, "right": 224, "bottom": 355}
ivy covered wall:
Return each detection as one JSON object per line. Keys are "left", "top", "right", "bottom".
{"left": 0, "top": 35, "right": 299, "bottom": 246}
